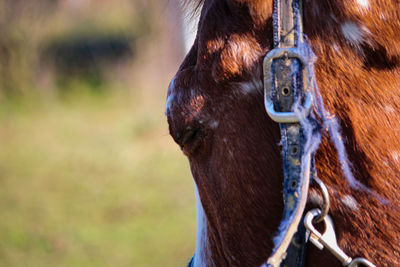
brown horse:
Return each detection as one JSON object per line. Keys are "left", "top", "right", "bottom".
{"left": 166, "top": 0, "right": 400, "bottom": 266}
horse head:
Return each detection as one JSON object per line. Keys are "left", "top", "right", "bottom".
{"left": 166, "top": 1, "right": 400, "bottom": 266}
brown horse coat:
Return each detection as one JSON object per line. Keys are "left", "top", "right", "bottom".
{"left": 166, "top": 1, "right": 400, "bottom": 266}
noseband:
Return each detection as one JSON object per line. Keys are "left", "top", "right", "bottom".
{"left": 264, "top": 1, "right": 375, "bottom": 267}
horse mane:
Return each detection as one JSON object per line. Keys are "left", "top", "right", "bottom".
{"left": 180, "top": 0, "right": 205, "bottom": 18}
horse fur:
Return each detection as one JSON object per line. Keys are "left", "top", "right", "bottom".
{"left": 166, "top": 0, "right": 400, "bottom": 266}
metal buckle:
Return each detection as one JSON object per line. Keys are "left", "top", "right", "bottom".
{"left": 263, "top": 47, "right": 313, "bottom": 123}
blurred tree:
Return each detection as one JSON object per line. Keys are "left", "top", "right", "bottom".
{"left": 0, "top": 0, "right": 59, "bottom": 95}
{"left": 0, "top": 0, "right": 185, "bottom": 97}
{"left": 127, "top": 0, "right": 186, "bottom": 91}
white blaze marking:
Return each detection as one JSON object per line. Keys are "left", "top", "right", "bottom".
{"left": 193, "top": 183, "right": 208, "bottom": 267}
{"left": 341, "top": 21, "right": 366, "bottom": 46}
{"left": 341, "top": 195, "right": 360, "bottom": 211}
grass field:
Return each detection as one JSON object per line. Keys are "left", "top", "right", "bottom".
{"left": 0, "top": 88, "right": 196, "bottom": 266}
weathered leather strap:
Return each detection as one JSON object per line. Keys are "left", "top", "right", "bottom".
{"left": 274, "top": 0, "right": 303, "bottom": 48}
{"left": 264, "top": 1, "right": 311, "bottom": 266}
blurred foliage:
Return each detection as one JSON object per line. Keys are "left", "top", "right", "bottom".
{"left": 0, "top": 0, "right": 194, "bottom": 266}
{"left": 0, "top": 0, "right": 57, "bottom": 95}
{"left": 0, "top": 0, "right": 173, "bottom": 97}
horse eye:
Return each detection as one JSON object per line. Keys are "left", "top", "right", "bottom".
{"left": 174, "top": 125, "right": 205, "bottom": 156}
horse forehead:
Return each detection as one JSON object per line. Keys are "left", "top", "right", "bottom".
{"left": 165, "top": 75, "right": 211, "bottom": 123}
{"left": 166, "top": 76, "right": 262, "bottom": 110}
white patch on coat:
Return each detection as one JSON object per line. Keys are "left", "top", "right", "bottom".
{"left": 384, "top": 105, "right": 395, "bottom": 114}
{"left": 341, "top": 195, "right": 360, "bottom": 211}
{"left": 210, "top": 120, "right": 219, "bottom": 129}
{"left": 382, "top": 159, "right": 390, "bottom": 167}
{"left": 391, "top": 151, "right": 400, "bottom": 162}
{"left": 230, "top": 39, "right": 259, "bottom": 69}
{"left": 193, "top": 183, "right": 209, "bottom": 267}
{"left": 332, "top": 43, "right": 341, "bottom": 52}
{"left": 341, "top": 21, "right": 368, "bottom": 46}
{"left": 239, "top": 79, "right": 263, "bottom": 95}
{"left": 356, "top": 0, "right": 369, "bottom": 10}
{"left": 165, "top": 76, "right": 176, "bottom": 115}
{"left": 307, "top": 190, "right": 323, "bottom": 206}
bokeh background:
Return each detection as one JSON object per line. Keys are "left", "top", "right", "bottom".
{"left": 0, "top": 0, "right": 197, "bottom": 266}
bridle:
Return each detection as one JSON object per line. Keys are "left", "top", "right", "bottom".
{"left": 186, "top": 1, "right": 380, "bottom": 266}
{"left": 263, "top": 1, "right": 376, "bottom": 267}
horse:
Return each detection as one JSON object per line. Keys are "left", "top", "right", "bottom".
{"left": 165, "top": 0, "right": 400, "bottom": 266}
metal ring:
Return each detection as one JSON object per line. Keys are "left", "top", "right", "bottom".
{"left": 312, "top": 176, "right": 330, "bottom": 224}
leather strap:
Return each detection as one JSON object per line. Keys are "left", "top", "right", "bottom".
{"left": 264, "top": 1, "right": 312, "bottom": 266}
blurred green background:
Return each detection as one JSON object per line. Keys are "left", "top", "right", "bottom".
{"left": 0, "top": 0, "right": 196, "bottom": 266}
